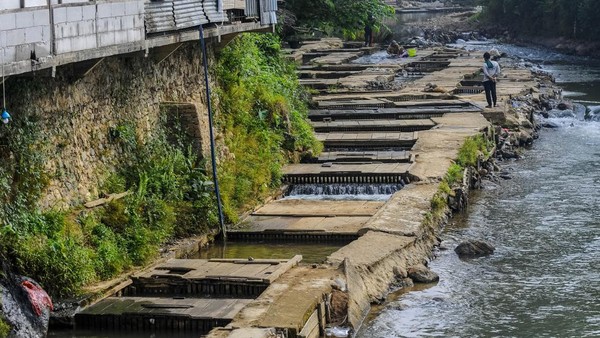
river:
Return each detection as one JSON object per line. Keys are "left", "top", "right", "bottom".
{"left": 357, "top": 26, "right": 600, "bottom": 338}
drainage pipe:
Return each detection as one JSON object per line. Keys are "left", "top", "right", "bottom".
{"left": 198, "top": 24, "right": 226, "bottom": 240}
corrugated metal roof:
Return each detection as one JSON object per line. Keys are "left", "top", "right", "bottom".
{"left": 245, "top": 0, "right": 259, "bottom": 18}
{"left": 203, "top": 0, "right": 226, "bottom": 22}
{"left": 145, "top": 0, "right": 176, "bottom": 33}
{"left": 174, "top": 0, "right": 209, "bottom": 28}
{"left": 259, "top": 0, "right": 277, "bottom": 24}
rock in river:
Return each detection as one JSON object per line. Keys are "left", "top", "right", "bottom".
{"left": 455, "top": 239, "right": 495, "bottom": 258}
{"left": 407, "top": 264, "right": 439, "bottom": 283}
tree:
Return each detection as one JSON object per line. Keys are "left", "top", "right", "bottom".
{"left": 279, "top": 0, "right": 394, "bottom": 40}
{"left": 482, "top": 0, "right": 600, "bottom": 41}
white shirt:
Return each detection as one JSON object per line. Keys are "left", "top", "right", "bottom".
{"left": 483, "top": 60, "right": 500, "bottom": 82}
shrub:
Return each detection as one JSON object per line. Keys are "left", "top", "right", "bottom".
{"left": 215, "top": 33, "right": 321, "bottom": 221}
{"left": 0, "top": 316, "right": 10, "bottom": 338}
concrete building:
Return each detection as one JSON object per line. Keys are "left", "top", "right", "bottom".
{"left": 0, "top": 0, "right": 278, "bottom": 77}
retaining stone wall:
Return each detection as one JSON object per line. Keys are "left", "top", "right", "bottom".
{"left": 4, "top": 41, "right": 213, "bottom": 210}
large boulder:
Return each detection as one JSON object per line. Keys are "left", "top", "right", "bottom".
{"left": 1, "top": 274, "right": 53, "bottom": 338}
{"left": 455, "top": 239, "right": 495, "bottom": 258}
{"left": 407, "top": 264, "right": 439, "bottom": 283}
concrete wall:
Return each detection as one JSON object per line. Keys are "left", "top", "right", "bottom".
{"left": 0, "top": 7, "right": 51, "bottom": 62}
{"left": 0, "top": 0, "right": 143, "bottom": 63}
{"left": 0, "top": 0, "right": 272, "bottom": 77}
{"left": 53, "top": 0, "right": 144, "bottom": 54}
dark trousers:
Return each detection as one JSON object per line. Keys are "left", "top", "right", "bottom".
{"left": 364, "top": 27, "right": 373, "bottom": 46}
{"left": 483, "top": 80, "right": 497, "bottom": 106}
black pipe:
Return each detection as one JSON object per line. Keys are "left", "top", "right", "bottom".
{"left": 198, "top": 24, "right": 226, "bottom": 240}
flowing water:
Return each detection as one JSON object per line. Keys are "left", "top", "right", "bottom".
{"left": 358, "top": 26, "right": 600, "bottom": 338}
{"left": 285, "top": 183, "right": 404, "bottom": 201}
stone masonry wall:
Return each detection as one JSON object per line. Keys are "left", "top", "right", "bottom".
{"left": 4, "top": 41, "right": 213, "bottom": 209}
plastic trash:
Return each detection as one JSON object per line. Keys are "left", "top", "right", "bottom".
{"left": 325, "top": 326, "right": 351, "bottom": 337}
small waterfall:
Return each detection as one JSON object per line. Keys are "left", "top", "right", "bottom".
{"left": 285, "top": 183, "right": 404, "bottom": 201}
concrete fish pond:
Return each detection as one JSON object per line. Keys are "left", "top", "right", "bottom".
{"left": 74, "top": 256, "right": 302, "bottom": 335}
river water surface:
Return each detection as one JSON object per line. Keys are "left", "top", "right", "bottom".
{"left": 358, "top": 31, "right": 600, "bottom": 338}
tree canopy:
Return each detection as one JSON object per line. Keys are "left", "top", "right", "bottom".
{"left": 482, "top": 0, "right": 600, "bottom": 41}
{"left": 279, "top": 0, "right": 394, "bottom": 39}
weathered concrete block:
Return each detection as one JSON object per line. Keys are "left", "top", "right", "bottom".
{"left": 128, "top": 27, "right": 143, "bottom": 42}
{"left": 86, "top": 35, "right": 98, "bottom": 50}
{"left": 0, "top": 1, "right": 21, "bottom": 11}
{"left": 0, "top": 31, "right": 6, "bottom": 49}
{"left": 133, "top": 13, "right": 143, "bottom": 29}
{"left": 97, "top": 18, "right": 120, "bottom": 33}
{"left": 111, "top": 2, "right": 126, "bottom": 16}
{"left": 125, "top": 1, "right": 141, "bottom": 15}
{"left": 2, "top": 46, "right": 16, "bottom": 62}
{"left": 0, "top": 13, "right": 17, "bottom": 31}
{"left": 98, "top": 31, "right": 115, "bottom": 47}
{"left": 16, "top": 11, "right": 36, "bottom": 29}
{"left": 24, "top": 0, "right": 47, "bottom": 7}
{"left": 53, "top": 7, "right": 68, "bottom": 24}
{"left": 81, "top": 5, "right": 96, "bottom": 21}
{"left": 25, "top": 26, "right": 44, "bottom": 44}
{"left": 114, "top": 31, "right": 128, "bottom": 45}
{"left": 33, "top": 9, "right": 50, "bottom": 25}
{"left": 77, "top": 20, "right": 96, "bottom": 36}
{"left": 6, "top": 29, "right": 26, "bottom": 47}
{"left": 60, "top": 0, "right": 92, "bottom": 4}
{"left": 57, "top": 22, "right": 78, "bottom": 38}
{"left": 15, "top": 43, "right": 34, "bottom": 60}
{"left": 55, "top": 38, "right": 72, "bottom": 54}
{"left": 41, "top": 26, "right": 51, "bottom": 40}
{"left": 34, "top": 41, "right": 51, "bottom": 57}
{"left": 120, "top": 15, "right": 134, "bottom": 30}
{"left": 96, "top": 3, "right": 112, "bottom": 19}
{"left": 66, "top": 6, "right": 83, "bottom": 22}
{"left": 70, "top": 36, "right": 89, "bottom": 52}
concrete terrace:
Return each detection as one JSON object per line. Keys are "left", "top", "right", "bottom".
{"left": 210, "top": 40, "right": 538, "bottom": 336}
{"left": 75, "top": 39, "right": 540, "bottom": 337}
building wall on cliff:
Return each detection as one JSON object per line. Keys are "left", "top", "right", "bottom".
{"left": 4, "top": 42, "right": 213, "bottom": 209}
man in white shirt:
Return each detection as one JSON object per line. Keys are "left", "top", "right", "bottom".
{"left": 482, "top": 51, "right": 501, "bottom": 108}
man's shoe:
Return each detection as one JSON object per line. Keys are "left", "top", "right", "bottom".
{"left": 485, "top": 105, "right": 492, "bottom": 108}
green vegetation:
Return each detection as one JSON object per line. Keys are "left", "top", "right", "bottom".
{"left": 0, "top": 316, "right": 9, "bottom": 338}
{"left": 0, "top": 119, "right": 217, "bottom": 297}
{"left": 482, "top": 0, "right": 600, "bottom": 41}
{"left": 431, "top": 134, "right": 493, "bottom": 214}
{"left": 456, "top": 134, "right": 492, "bottom": 168}
{"left": 279, "top": 0, "right": 394, "bottom": 39}
{"left": 215, "top": 33, "right": 321, "bottom": 222}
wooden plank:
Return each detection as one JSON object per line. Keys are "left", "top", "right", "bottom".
{"left": 298, "top": 309, "right": 320, "bottom": 338}
{"left": 84, "top": 192, "right": 130, "bottom": 208}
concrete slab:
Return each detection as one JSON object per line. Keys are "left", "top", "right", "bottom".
{"left": 358, "top": 183, "right": 439, "bottom": 237}
{"left": 242, "top": 215, "right": 372, "bottom": 234}
{"left": 283, "top": 163, "right": 413, "bottom": 176}
{"left": 328, "top": 231, "right": 415, "bottom": 267}
{"left": 409, "top": 113, "right": 490, "bottom": 180}
{"left": 311, "top": 119, "right": 435, "bottom": 132}
{"left": 316, "top": 150, "right": 412, "bottom": 163}
{"left": 252, "top": 200, "right": 384, "bottom": 217}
